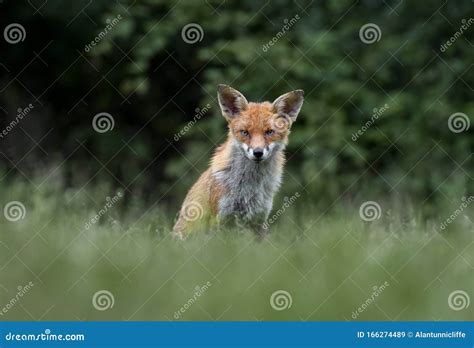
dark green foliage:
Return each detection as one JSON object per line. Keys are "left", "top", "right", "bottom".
{"left": 0, "top": 0, "right": 472, "bottom": 208}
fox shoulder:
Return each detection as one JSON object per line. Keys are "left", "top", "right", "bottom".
{"left": 211, "top": 139, "right": 233, "bottom": 173}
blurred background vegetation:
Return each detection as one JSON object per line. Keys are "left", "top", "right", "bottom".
{"left": 0, "top": 0, "right": 473, "bottom": 212}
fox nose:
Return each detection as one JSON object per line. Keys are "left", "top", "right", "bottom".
{"left": 253, "top": 148, "right": 264, "bottom": 159}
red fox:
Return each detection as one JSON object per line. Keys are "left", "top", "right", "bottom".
{"left": 173, "top": 85, "right": 304, "bottom": 239}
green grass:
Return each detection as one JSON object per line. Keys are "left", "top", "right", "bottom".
{"left": 0, "top": 179, "right": 473, "bottom": 321}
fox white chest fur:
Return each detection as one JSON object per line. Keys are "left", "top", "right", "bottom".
{"left": 213, "top": 140, "right": 283, "bottom": 222}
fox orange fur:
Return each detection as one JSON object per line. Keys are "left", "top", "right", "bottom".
{"left": 173, "top": 85, "right": 304, "bottom": 239}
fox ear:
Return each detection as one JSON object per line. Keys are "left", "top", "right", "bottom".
{"left": 272, "top": 90, "right": 304, "bottom": 121}
{"left": 217, "top": 84, "right": 248, "bottom": 120}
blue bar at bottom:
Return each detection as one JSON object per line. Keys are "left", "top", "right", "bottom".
{"left": 0, "top": 322, "right": 473, "bottom": 347}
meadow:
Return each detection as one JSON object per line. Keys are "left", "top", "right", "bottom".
{"left": 1, "top": 178, "right": 472, "bottom": 321}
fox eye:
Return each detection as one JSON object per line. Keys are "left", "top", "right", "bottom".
{"left": 240, "top": 130, "right": 250, "bottom": 137}
{"left": 265, "top": 129, "right": 275, "bottom": 136}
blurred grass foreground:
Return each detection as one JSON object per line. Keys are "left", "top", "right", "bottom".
{"left": 0, "top": 179, "right": 472, "bottom": 321}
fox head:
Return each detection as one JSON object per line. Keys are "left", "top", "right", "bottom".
{"left": 217, "top": 84, "right": 304, "bottom": 162}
